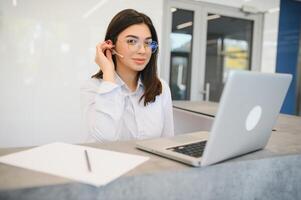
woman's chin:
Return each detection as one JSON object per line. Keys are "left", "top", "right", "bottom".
{"left": 132, "top": 63, "right": 147, "bottom": 71}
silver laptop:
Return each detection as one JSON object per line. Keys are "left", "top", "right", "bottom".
{"left": 136, "top": 70, "right": 292, "bottom": 167}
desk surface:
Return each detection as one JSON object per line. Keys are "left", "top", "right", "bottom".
{"left": 1, "top": 101, "right": 301, "bottom": 198}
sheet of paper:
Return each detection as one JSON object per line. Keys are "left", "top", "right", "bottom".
{"left": 0, "top": 142, "right": 149, "bottom": 187}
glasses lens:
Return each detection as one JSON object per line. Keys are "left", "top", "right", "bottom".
{"left": 126, "top": 38, "right": 138, "bottom": 52}
{"left": 150, "top": 41, "right": 158, "bottom": 53}
{"left": 126, "top": 39, "right": 158, "bottom": 53}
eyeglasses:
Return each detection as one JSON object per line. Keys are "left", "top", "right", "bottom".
{"left": 123, "top": 37, "right": 158, "bottom": 53}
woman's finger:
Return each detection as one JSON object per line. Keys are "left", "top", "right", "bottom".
{"left": 100, "top": 42, "right": 114, "bottom": 52}
{"left": 95, "top": 46, "right": 107, "bottom": 63}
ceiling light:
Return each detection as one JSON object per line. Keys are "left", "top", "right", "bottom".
{"left": 267, "top": 7, "right": 280, "bottom": 13}
{"left": 207, "top": 14, "right": 220, "bottom": 20}
{"left": 171, "top": 8, "right": 177, "bottom": 13}
{"left": 176, "top": 21, "right": 193, "bottom": 30}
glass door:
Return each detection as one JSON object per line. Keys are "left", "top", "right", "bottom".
{"left": 204, "top": 14, "right": 254, "bottom": 102}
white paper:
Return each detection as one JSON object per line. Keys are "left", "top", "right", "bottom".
{"left": 0, "top": 142, "right": 149, "bottom": 187}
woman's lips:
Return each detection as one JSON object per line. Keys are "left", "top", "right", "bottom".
{"left": 132, "top": 58, "right": 146, "bottom": 65}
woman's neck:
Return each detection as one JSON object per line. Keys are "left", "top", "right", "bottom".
{"left": 116, "top": 66, "right": 139, "bottom": 92}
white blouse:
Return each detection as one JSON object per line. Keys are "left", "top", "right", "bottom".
{"left": 80, "top": 74, "right": 174, "bottom": 142}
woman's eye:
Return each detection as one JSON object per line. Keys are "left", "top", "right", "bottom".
{"left": 126, "top": 39, "right": 138, "bottom": 45}
{"left": 145, "top": 41, "right": 152, "bottom": 46}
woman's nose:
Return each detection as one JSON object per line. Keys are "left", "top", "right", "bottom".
{"left": 137, "top": 43, "right": 147, "bottom": 53}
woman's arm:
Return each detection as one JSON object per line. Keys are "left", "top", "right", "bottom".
{"left": 81, "top": 40, "right": 124, "bottom": 142}
{"left": 80, "top": 79, "right": 124, "bottom": 142}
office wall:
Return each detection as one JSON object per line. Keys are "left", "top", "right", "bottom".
{"left": 276, "top": 0, "right": 301, "bottom": 115}
{"left": 0, "top": 0, "right": 280, "bottom": 147}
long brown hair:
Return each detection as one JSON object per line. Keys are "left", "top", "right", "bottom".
{"left": 92, "top": 9, "right": 162, "bottom": 106}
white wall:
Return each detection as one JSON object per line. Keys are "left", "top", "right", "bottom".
{"left": 0, "top": 0, "right": 279, "bottom": 147}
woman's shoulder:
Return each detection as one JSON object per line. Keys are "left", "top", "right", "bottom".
{"left": 159, "top": 78, "right": 171, "bottom": 95}
{"left": 80, "top": 78, "right": 102, "bottom": 90}
{"left": 157, "top": 78, "right": 172, "bottom": 106}
{"left": 81, "top": 78, "right": 120, "bottom": 94}
{"left": 159, "top": 78, "right": 170, "bottom": 89}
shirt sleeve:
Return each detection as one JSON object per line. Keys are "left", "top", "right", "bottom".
{"left": 80, "top": 78, "right": 124, "bottom": 142}
{"left": 160, "top": 79, "right": 175, "bottom": 137}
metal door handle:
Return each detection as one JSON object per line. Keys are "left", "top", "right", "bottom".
{"left": 200, "top": 83, "right": 210, "bottom": 101}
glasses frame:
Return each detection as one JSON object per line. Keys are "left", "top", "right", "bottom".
{"left": 118, "top": 37, "right": 158, "bottom": 54}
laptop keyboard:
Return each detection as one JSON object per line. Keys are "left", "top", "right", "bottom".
{"left": 167, "top": 141, "right": 207, "bottom": 158}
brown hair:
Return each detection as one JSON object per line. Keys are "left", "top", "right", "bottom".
{"left": 92, "top": 9, "right": 162, "bottom": 106}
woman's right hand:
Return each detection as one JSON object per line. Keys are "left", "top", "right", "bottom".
{"left": 95, "top": 40, "right": 115, "bottom": 82}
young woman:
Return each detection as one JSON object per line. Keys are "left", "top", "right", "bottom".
{"left": 81, "top": 9, "right": 174, "bottom": 142}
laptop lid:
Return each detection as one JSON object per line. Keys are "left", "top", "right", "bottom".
{"left": 201, "top": 70, "right": 292, "bottom": 166}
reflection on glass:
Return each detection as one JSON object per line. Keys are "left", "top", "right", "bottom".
{"left": 170, "top": 56, "right": 188, "bottom": 100}
{"left": 170, "top": 33, "right": 192, "bottom": 52}
{"left": 169, "top": 8, "right": 194, "bottom": 100}
{"left": 205, "top": 13, "right": 253, "bottom": 102}
{"left": 223, "top": 39, "right": 249, "bottom": 81}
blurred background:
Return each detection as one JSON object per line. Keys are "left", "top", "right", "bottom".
{"left": 0, "top": 0, "right": 300, "bottom": 147}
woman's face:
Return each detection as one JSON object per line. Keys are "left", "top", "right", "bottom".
{"left": 114, "top": 23, "right": 153, "bottom": 73}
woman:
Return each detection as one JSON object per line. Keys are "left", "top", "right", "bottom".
{"left": 81, "top": 9, "right": 174, "bottom": 142}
